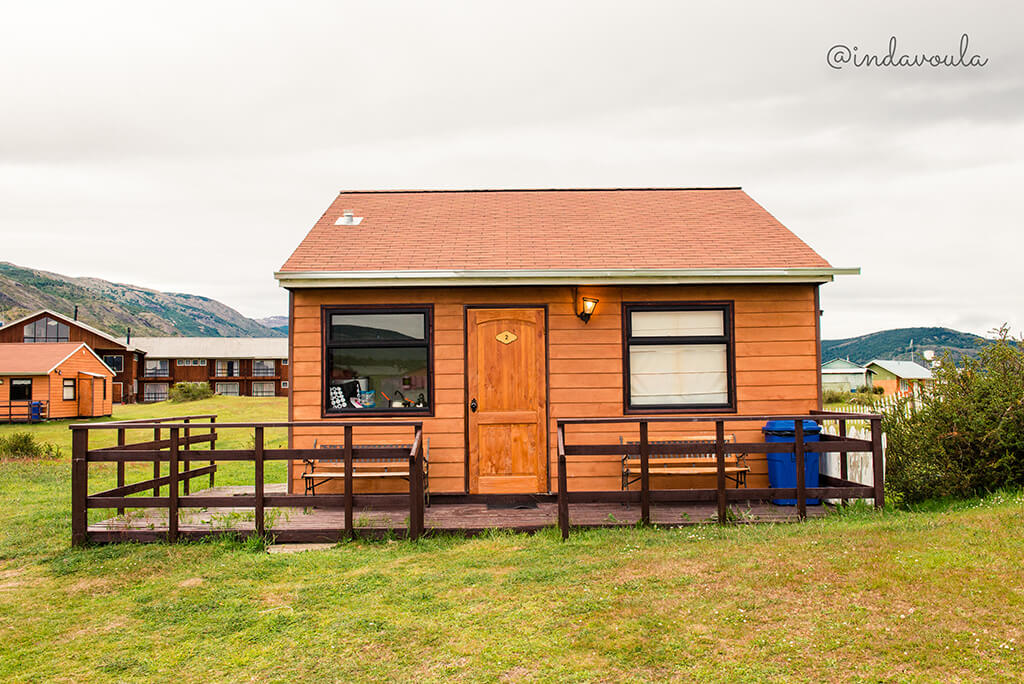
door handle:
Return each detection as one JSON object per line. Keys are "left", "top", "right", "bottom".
{"left": 470, "top": 398, "right": 478, "bottom": 413}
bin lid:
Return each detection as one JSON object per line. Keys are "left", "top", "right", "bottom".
{"left": 762, "top": 419, "right": 821, "bottom": 434}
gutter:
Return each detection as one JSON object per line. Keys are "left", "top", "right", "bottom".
{"left": 274, "top": 267, "right": 860, "bottom": 289}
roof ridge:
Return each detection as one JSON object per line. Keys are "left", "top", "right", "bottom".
{"left": 335, "top": 186, "right": 743, "bottom": 195}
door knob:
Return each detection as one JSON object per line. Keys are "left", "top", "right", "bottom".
{"left": 470, "top": 398, "right": 478, "bottom": 412}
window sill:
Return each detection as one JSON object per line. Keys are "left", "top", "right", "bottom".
{"left": 323, "top": 408, "right": 433, "bottom": 419}
{"left": 624, "top": 404, "right": 737, "bottom": 415}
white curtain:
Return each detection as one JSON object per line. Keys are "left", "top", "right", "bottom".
{"left": 629, "top": 344, "right": 728, "bottom": 405}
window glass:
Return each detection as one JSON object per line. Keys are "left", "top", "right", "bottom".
{"left": 63, "top": 379, "right": 76, "bottom": 401}
{"left": 23, "top": 317, "right": 70, "bottom": 343}
{"left": 631, "top": 310, "right": 724, "bottom": 337}
{"left": 325, "top": 309, "right": 430, "bottom": 413}
{"left": 252, "top": 382, "right": 275, "bottom": 397}
{"left": 215, "top": 382, "right": 240, "bottom": 396}
{"left": 10, "top": 379, "right": 32, "bottom": 401}
{"left": 102, "top": 355, "right": 124, "bottom": 373}
{"left": 145, "top": 359, "right": 169, "bottom": 376}
{"left": 253, "top": 360, "right": 275, "bottom": 376}
{"left": 629, "top": 344, "right": 728, "bottom": 405}
{"left": 330, "top": 314, "right": 425, "bottom": 343}
{"left": 625, "top": 305, "right": 732, "bottom": 410}
{"left": 143, "top": 383, "right": 169, "bottom": 402}
{"left": 216, "top": 360, "right": 240, "bottom": 377}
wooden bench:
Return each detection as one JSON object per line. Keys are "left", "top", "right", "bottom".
{"left": 302, "top": 439, "right": 429, "bottom": 505}
{"left": 621, "top": 434, "right": 749, "bottom": 492}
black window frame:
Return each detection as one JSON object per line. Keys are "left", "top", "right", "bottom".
{"left": 102, "top": 354, "right": 124, "bottom": 373}
{"left": 63, "top": 378, "right": 76, "bottom": 401}
{"left": 322, "top": 305, "right": 434, "bottom": 418}
{"left": 622, "top": 301, "right": 736, "bottom": 414}
{"left": 10, "top": 378, "right": 33, "bottom": 402}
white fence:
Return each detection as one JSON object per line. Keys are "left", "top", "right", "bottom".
{"left": 817, "top": 417, "right": 885, "bottom": 499}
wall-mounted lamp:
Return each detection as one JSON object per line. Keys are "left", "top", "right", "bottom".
{"left": 574, "top": 288, "right": 600, "bottom": 323}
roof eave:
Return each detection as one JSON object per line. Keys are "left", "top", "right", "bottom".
{"left": 274, "top": 267, "right": 860, "bottom": 289}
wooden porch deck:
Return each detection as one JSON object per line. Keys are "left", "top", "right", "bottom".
{"left": 88, "top": 483, "right": 831, "bottom": 542}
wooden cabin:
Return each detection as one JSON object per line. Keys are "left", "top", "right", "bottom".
{"left": 864, "top": 359, "right": 933, "bottom": 397}
{"left": 129, "top": 337, "right": 289, "bottom": 402}
{"left": 0, "top": 342, "right": 114, "bottom": 421}
{"left": 275, "top": 188, "right": 856, "bottom": 496}
{"left": 0, "top": 310, "right": 142, "bottom": 404}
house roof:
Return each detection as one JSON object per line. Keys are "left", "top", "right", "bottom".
{"left": 0, "top": 309, "right": 138, "bottom": 351}
{"left": 866, "top": 359, "right": 934, "bottom": 380}
{"left": 822, "top": 358, "right": 866, "bottom": 370}
{"left": 276, "top": 188, "right": 857, "bottom": 288}
{"left": 124, "top": 337, "right": 287, "bottom": 360}
{"left": 0, "top": 342, "right": 113, "bottom": 375}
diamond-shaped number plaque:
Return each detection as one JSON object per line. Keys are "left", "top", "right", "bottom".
{"left": 495, "top": 330, "right": 518, "bottom": 344}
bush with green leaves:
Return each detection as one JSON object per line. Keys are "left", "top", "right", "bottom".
{"left": 168, "top": 382, "right": 215, "bottom": 403}
{"left": 883, "top": 326, "right": 1024, "bottom": 506}
{"left": 823, "top": 389, "right": 849, "bottom": 404}
{"left": 0, "top": 432, "right": 61, "bottom": 459}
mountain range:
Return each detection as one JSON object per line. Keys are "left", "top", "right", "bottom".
{"left": 0, "top": 262, "right": 284, "bottom": 338}
{"left": 822, "top": 327, "right": 990, "bottom": 365}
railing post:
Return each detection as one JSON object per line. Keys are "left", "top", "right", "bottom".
{"left": 639, "top": 421, "right": 650, "bottom": 526}
{"left": 839, "top": 418, "right": 848, "bottom": 507}
{"left": 871, "top": 417, "right": 884, "bottom": 509}
{"left": 209, "top": 416, "right": 217, "bottom": 489}
{"left": 153, "top": 427, "right": 161, "bottom": 496}
{"left": 715, "top": 420, "right": 727, "bottom": 524}
{"left": 168, "top": 427, "right": 179, "bottom": 543}
{"left": 344, "top": 425, "right": 354, "bottom": 539}
{"left": 116, "top": 427, "right": 126, "bottom": 516}
{"left": 182, "top": 418, "right": 191, "bottom": 496}
{"left": 408, "top": 425, "right": 423, "bottom": 541}
{"left": 71, "top": 427, "right": 89, "bottom": 547}
{"left": 795, "top": 420, "right": 806, "bottom": 520}
{"left": 254, "top": 426, "right": 265, "bottom": 537}
{"left": 557, "top": 424, "right": 569, "bottom": 540}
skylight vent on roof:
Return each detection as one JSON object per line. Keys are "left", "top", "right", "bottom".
{"left": 335, "top": 210, "right": 363, "bottom": 226}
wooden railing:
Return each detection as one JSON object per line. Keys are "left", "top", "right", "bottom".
{"left": 556, "top": 412, "right": 884, "bottom": 540}
{"left": 70, "top": 417, "right": 425, "bottom": 546}
{"left": 1, "top": 400, "right": 49, "bottom": 423}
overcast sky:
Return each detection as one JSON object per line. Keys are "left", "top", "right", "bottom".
{"left": 1, "top": 1, "right": 1020, "bottom": 339}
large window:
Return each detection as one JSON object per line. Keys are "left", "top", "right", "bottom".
{"left": 10, "top": 379, "right": 32, "bottom": 401}
{"left": 253, "top": 360, "right": 276, "bottom": 377}
{"left": 324, "top": 308, "right": 431, "bottom": 414}
{"left": 215, "top": 360, "right": 240, "bottom": 377}
{"left": 215, "top": 382, "right": 239, "bottom": 396}
{"left": 102, "top": 355, "right": 124, "bottom": 373}
{"left": 144, "top": 359, "right": 169, "bottom": 377}
{"left": 252, "top": 382, "right": 275, "bottom": 397}
{"left": 23, "top": 317, "right": 69, "bottom": 343}
{"left": 623, "top": 303, "right": 734, "bottom": 411}
{"left": 143, "top": 383, "right": 169, "bottom": 402}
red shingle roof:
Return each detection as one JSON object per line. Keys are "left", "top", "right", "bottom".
{"left": 278, "top": 188, "right": 832, "bottom": 273}
{"left": 0, "top": 343, "right": 87, "bottom": 374}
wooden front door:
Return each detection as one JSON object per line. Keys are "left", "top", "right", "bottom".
{"left": 467, "top": 308, "right": 547, "bottom": 494}
{"left": 77, "top": 376, "right": 94, "bottom": 417}
{"left": 112, "top": 382, "right": 123, "bottom": 404}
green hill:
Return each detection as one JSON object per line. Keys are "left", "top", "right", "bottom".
{"left": 822, "top": 327, "right": 988, "bottom": 365}
{"left": 0, "top": 262, "right": 284, "bottom": 338}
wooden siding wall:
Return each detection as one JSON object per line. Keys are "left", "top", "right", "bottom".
{"left": 0, "top": 375, "right": 48, "bottom": 407}
{"left": 289, "top": 284, "right": 821, "bottom": 495}
{"left": 49, "top": 347, "right": 114, "bottom": 418}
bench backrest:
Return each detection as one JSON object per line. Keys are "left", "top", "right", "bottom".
{"left": 311, "top": 440, "right": 426, "bottom": 465}
{"left": 621, "top": 434, "right": 735, "bottom": 459}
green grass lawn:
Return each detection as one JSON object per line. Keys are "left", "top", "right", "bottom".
{"left": 1, "top": 398, "right": 1023, "bottom": 681}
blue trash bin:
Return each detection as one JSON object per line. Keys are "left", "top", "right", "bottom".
{"left": 29, "top": 401, "right": 43, "bottom": 422}
{"left": 762, "top": 419, "right": 822, "bottom": 505}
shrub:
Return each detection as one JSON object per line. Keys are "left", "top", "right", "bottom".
{"left": 0, "top": 432, "right": 61, "bottom": 459}
{"left": 883, "top": 326, "right": 1024, "bottom": 506}
{"left": 823, "top": 389, "right": 849, "bottom": 404}
{"left": 169, "top": 382, "right": 215, "bottom": 403}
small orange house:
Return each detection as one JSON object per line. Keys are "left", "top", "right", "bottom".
{"left": 275, "top": 188, "right": 856, "bottom": 496}
{"left": 0, "top": 343, "right": 114, "bottom": 421}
